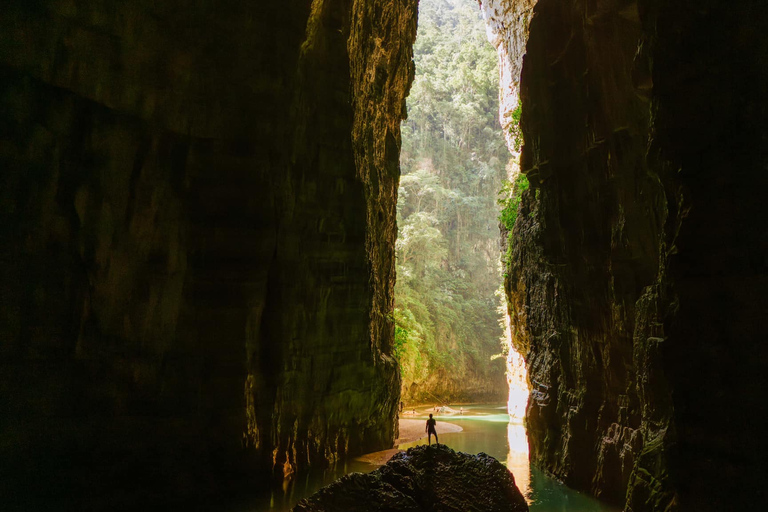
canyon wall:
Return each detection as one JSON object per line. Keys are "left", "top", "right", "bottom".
{"left": 496, "top": 0, "right": 767, "bottom": 510}
{"left": 0, "top": 0, "right": 416, "bottom": 508}
{"left": 478, "top": 0, "right": 537, "bottom": 154}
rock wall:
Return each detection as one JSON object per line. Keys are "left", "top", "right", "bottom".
{"left": 401, "top": 362, "right": 508, "bottom": 406}
{"left": 499, "top": 0, "right": 768, "bottom": 510}
{"left": 478, "top": 0, "right": 537, "bottom": 154}
{"left": 0, "top": 0, "right": 416, "bottom": 508}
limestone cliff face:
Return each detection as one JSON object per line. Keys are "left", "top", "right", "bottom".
{"left": 478, "top": 0, "right": 537, "bottom": 154}
{"left": 0, "top": 0, "right": 416, "bottom": 508}
{"left": 498, "top": 0, "right": 767, "bottom": 510}
{"left": 401, "top": 360, "right": 508, "bottom": 405}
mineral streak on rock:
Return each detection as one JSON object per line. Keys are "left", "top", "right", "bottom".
{"left": 293, "top": 444, "right": 529, "bottom": 512}
{"left": 496, "top": 0, "right": 768, "bottom": 510}
{"left": 477, "top": 0, "right": 537, "bottom": 155}
{"left": 0, "top": 0, "right": 416, "bottom": 508}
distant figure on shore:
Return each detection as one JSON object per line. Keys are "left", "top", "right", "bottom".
{"left": 426, "top": 413, "right": 439, "bottom": 445}
{"left": 460, "top": 406, "right": 463, "bottom": 415}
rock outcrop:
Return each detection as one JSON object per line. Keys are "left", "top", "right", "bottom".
{"left": 293, "top": 444, "right": 529, "bottom": 512}
{"left": 0, "top": 0, "right": 417, "bottom": 508}
{"left": 497, "top": 0, "right": 768, "bottom": 510}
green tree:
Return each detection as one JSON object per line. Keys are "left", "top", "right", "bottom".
{"left": 395, "top": 0, "right": 509, "bottom": 403}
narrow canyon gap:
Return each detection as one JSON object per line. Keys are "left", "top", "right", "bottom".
{"left": 1, "top": 0, "right": 766, "bottom": 511}
{"left": 395, "top": 0, "right": 510, "bottom": 406}
{"left": 0, "top": 0, "right": 416, "bottom": 508}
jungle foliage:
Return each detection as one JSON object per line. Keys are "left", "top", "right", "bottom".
{"left": 498, "top": 173, "right": 529, "bottom": 264}
{"left": 395, "top": 0, "right": 509, "bottom": 401}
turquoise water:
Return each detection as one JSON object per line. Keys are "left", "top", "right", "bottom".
{"left": 247, "top": 404, "right": 619, "bottom": 511}
{"left": 398, "top": 405, "right": 619, "bottom": 511}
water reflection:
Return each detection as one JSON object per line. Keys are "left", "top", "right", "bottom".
{"left": 247, "top": 404, "right": 619, "bottom": 512}
{"left": 506, "top": 420, "right": 531, "bottom": 499}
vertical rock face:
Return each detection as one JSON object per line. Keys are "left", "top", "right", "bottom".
{"left": 509, "top": 1, "right": 662, "bottom": 505}
{"left": 0, "top": 0, "right": 416, "bottom": 508}
{"left": 478, "top": 0, "right": 537, "bottom": 154}
{"left": 496, "top": 0, "right": 768, "bottom": 510}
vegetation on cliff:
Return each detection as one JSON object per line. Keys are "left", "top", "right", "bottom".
{"left": 498, "top": 172, "right": 528, "bottom": 265}
{"left": 395, "top": 0, "right": 508, "bottom": 402}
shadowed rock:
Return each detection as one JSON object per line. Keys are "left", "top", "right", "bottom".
{"left": 293, "top": 444, "right": 529, "bottom": 512}
{"left": 0, "top": 1, "right": 417, "bottom": 508}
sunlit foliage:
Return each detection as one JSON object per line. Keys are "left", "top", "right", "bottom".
{"left": 395, "top": 0, "right": 509, "bottom": 400}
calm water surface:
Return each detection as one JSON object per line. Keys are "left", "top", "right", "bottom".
{"left": 246, "top": 404, "right": 619, "bottom": 511}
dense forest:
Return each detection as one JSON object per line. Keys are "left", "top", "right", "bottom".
{"left": 395, "top": 0, "right": 511, "bottom": 403}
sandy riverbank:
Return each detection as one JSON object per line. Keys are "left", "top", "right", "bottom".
{"left": 355, "top": 418, "right": 463, "bottom": 465}
{"left": 395, "top": 418, "right": 463, "bottom": 444}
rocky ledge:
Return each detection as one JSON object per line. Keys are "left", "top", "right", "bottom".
{"left": 293, "top": 444, "right": 528, "bottom": 512}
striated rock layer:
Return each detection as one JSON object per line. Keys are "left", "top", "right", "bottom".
{"left": 478, "top": 0, "right": 537, "bottom": 154}
{"left": 293, "top": 444, "right": 529, "bottom": 512}
{"left": 0, "top": 0, "right": 417, "bottom": 508}
{"left": 498, "top": 0, "right": 768, "bottom": 510}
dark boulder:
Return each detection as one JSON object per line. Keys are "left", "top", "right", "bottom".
{"left": 293, "top": 444, "right": 529, "bottom": 512}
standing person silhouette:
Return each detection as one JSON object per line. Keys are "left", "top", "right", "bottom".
{"left": 425, "top": 413, "right": 438, "bottom": 445}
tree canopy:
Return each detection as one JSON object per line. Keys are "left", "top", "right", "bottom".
{"left": 396, "top": 0, "right": 509, "bottom": 403}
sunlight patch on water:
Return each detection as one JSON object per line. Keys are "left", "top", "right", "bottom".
{"left": 250, "top": 404, "right": 620, "bottom": 511}
{"left": 507, "top": 421, "right": 531, "bottom": 500}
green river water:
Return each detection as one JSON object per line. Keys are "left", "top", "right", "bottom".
{"left": 249, "top": 404, "right": 620, "bottom": 511}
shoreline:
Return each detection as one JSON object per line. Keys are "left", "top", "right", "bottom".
{"left": 395, "top": 418, "right": 463, "bottom": 445}
{"left": 401, "top": 401, "right": 506, "bottom": 408}
{"left": 399, "top": 403, "right": 508, "bottom": 416}
{"left": 354, "top": 418, "right": 463, "bottom": 466}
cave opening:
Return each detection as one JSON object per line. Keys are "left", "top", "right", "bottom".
{"left": 394, "top": 0, "right": 512, "bottom": 408}
{"left": 393, "top": 0, "right": 535, "bottom": 433}
{"left": 393, "top": 0, "right": 624, "bottom": 509}
{"left": 394, "top": 0, "right": 536, "bottom": 500}
{"left": 3, "top": 0, "right": 766, "bottom": 509}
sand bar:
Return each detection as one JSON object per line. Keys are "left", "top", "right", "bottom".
{"left": 355, "top": 418, "right": 463, "bottom": 466}
{"left": 396, "top": 418, "right": 463, "bottom": 444}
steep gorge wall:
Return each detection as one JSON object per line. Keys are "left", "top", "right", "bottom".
{"left": 479, "top": 0, "right": 536, "bottom": 154}
{"left": 497, "top": 0, "right": 767, "bottom": 510}
{"left": 0, "top": 0, "right": 416, "bottom": 508}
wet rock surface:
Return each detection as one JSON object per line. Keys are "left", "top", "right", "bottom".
{"left": 293, "top": 444, "right": 529, "bottom": 512}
